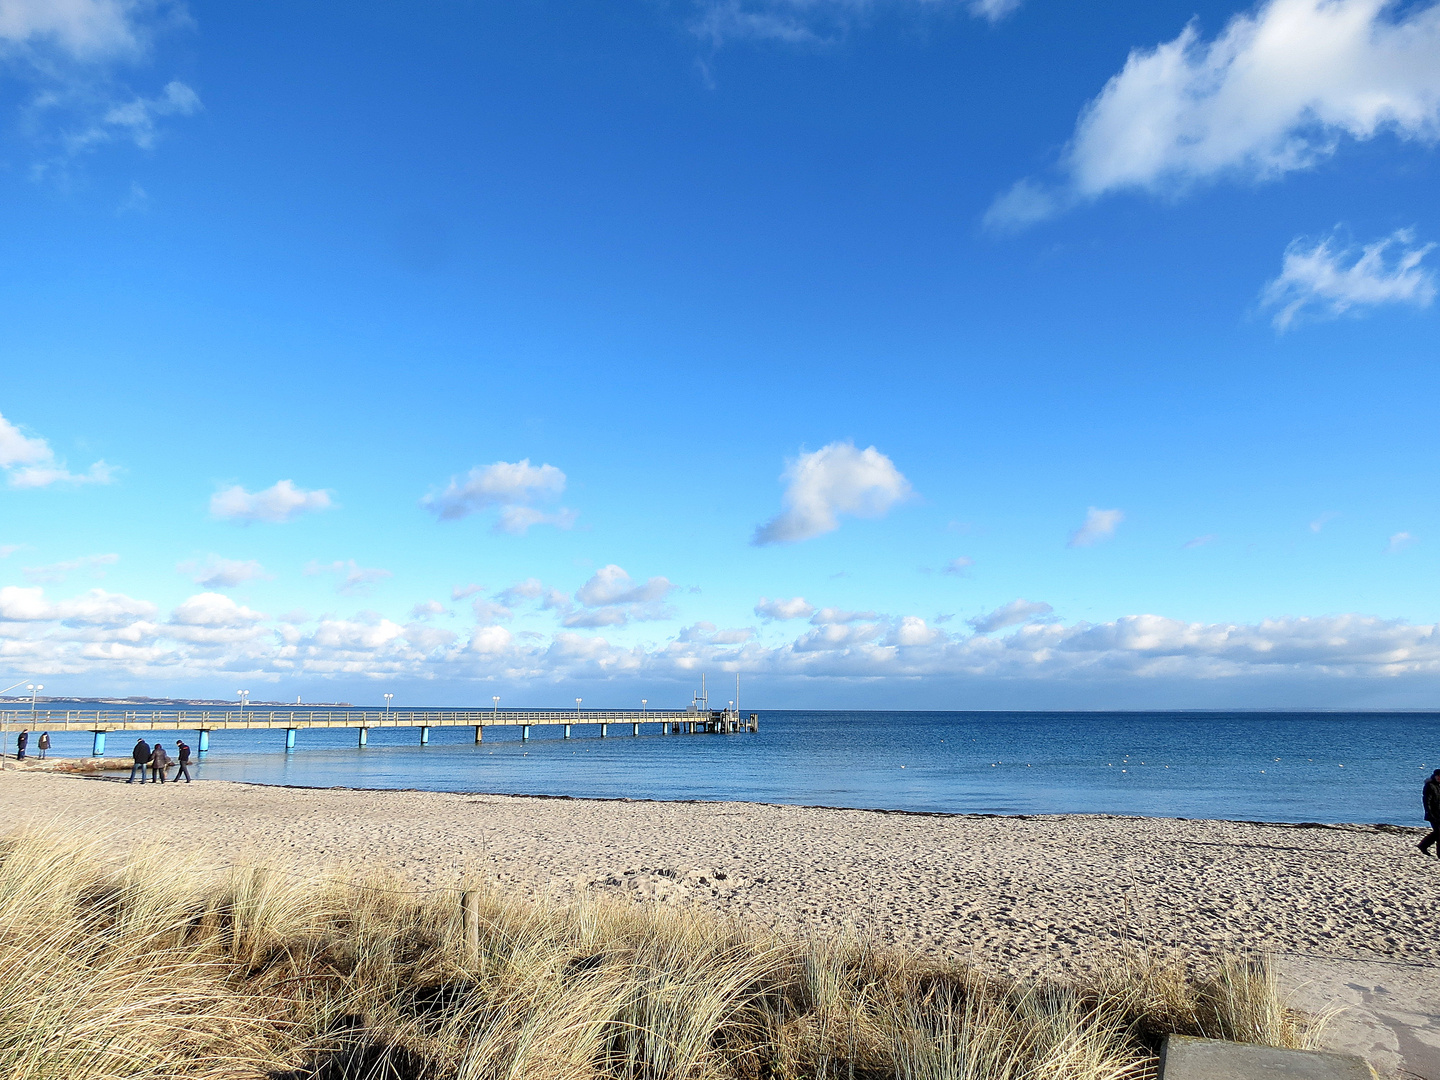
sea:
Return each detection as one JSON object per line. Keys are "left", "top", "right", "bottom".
{"left": 15, "top": 709, "right": 1438, "bottom": 826}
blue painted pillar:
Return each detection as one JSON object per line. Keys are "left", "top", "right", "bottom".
{"left": 91, "top": 730, "right": 106, "bottom": 756}
{"left": 358, "top": 728, "right": 368, "bottom": 748}
{"left": 285, "top": 728, "right": 296, "bottom": 750}
{"left": 632, "top": 722, "right": 639, "bottom": 736}
{"left": 197, "top": 730, "right": 210, "bottom": 753}
{"left": 420, "top": 726, "right": 430, "bottom": 745}
{"left": 600, "top": 723, "right": 608, "bottom": 738}
{"left": 563, "top": 724, "right": 571, "bottom": 738}
{"left": 521, "top": 725, "right": 530, "bottom": 740}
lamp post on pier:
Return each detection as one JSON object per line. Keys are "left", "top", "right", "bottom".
{"left": 1, "top": 680, "right": 29, "bottom": 769}
{"left": 28, "top": 683, "right": 43, "bottom": 716}
{"left": 384, "top": 693, "right": 393, "bottom": 716}
{"left": 492, "top": 696, "right": 499, "bottom": 721}
{"left": 237, "top": 690, "right": 249, "bottom": 721}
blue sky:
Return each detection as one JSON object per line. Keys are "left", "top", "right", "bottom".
{"left": 2, "top": 0, "right": 1438, "bottom": 708}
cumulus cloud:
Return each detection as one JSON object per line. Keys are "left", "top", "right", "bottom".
{"left": 211, "top": 480, "right": 333, "bottom": 524}
{"left": 968, "top": 598, "right": 1054, "bottom": 633}
{"left": 170, "top": 592, "right": 264, "bottom": 627}
{"left": 496, "top": 578, "right": 546, "bottom": 607}
{"left": 691, "top": 0, "right": 1020, "bottom": 46}
{"left": 1262, "top": 228, "right": 1436, "bottom": 330}
{"left": 304, "top": 560, "right": 393, "bottom": 597}
{"left": 177, "top": 554, "right": 270, "bottom": 589}
{"left": 810, "top": 607, "right": 880, "bottom": 625}
{"left": 471, "top": 598, "right": 514, "bottom": 625}
{"left": 0, "top": 412, "right": 115, "bottom": 488}
{"left": 22, "top": 552, "right": 118, "bottom": 584}
{"left": 1068, "top": 507, "right": 1124, "bottom": 548}
{"left": 561, "top": 565, "right": 676, "bottom": 628}
{"left": 422, "top": 460, "right": 576, "bottom": 534}
{"left": 409, "top": 600, "right": 450, "bottom": 620}
{"left": 451, "top": 583, "right": 484, "bottom": 601}
{"left": 753, "top": 441, "right": 913, "bottom": 545}
{"left": 755, "top": 596, "right": 815, "bottom": 620}
{"left": 987, "top": 0, "right": 1440, "bottom": 227}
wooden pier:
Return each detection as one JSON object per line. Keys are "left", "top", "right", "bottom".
{"left": 0, "top": 707, "right": 759, "bottom": 756}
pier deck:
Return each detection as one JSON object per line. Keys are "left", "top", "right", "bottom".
{"left": 0, "top": 708, "right": 758, "bottom": 755}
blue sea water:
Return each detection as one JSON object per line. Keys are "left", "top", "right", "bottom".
{"left": 20, "top": 710, "right": 1439, "bottom": 826}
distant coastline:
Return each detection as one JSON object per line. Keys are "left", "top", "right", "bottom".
{"left": 0, "top": 696, "right": 354, "bottom": 707}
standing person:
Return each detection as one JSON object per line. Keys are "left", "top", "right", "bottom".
{"left": 128, "top": 739, "right": 150, "bottom": 783}
{"left": 173, "top": 740, "right": 192, "bottom": 784}
{"left": 150, "top": 741, "right": 170, "bottom": 784}
{"left": 1421, "top": 769, "right": 1440, "bottom": 857}
{"left": 37, "top": 732, "right": 49, "bottom": 759}
{"left": 15, "top": 729, "right": 27, "bottom": 761}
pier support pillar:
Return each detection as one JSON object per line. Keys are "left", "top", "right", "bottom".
{"left": 91, "top": 730, "right": 105, "bottom": 756}
{"left": 285, "top": 728, "right": 296, "bottom": 750}
{"left": 564, "top": 724, "right": 571, "bottom": 738}
{"left": 358, "top": 728, "right": 368, "bottom": 748}
{"left": 600, "top": 723, "right": 608, "bottom": 738}
{"left": 420, "top": 726, "right": 430, "bottom": 745}
{"left": 521, "top": 725, "right": 530, "bottom": 741}
{"left": 475, "top": 725, "right": 483, "bottom": 743}
{"left": 661, "top": 722, "right": 668, "bottom": 735}
{"left": 750, "top": 714, "right": 758, "bottom": 732}
{"left": 632, "top": 722, "right": 639, "bottom": 736}
{"left": 197, "top": 730, "right": 210, "bottom": 753}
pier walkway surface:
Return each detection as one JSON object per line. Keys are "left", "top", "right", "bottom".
{"left": 0, "top": 707, "right": 759, "bottom": 755}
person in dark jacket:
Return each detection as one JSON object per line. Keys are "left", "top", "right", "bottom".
{"left": 1421, "top": 769, "right": 1440, "bottom": 857}
{"left": 37, "top": 732, "right": 49, "bottom": 759}
{"left": 15, "top": 729, "right": 27, "bottom": 761}
{"left": 150, "top": 742, "right": 170, "bottom": 784}
{"left": 128, "top": 739, "right": 150, "bottom": 783}
{"left": 173, "top": 740, "right": 192, "bottom": 784}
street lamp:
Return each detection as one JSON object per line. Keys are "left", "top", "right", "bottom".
{"left": 384, "top": 693, "right": 393, "bottom": 715}
{"left": 575, "top": 697, "right": 582, "bottom": 720}
{"left": 641, "top": 698, "right": 647, "bottom": 717}
{"left": 1, "top": 680, "right": 30, "bottom": 769}
{"left": 237, "top": 690, "right": 249, "bottom": 720}
{"left": 27, "top": 684, "right": 43, "bottom": 716}
{"left": 492, "top": 696, "right": 500, "bottom": 721}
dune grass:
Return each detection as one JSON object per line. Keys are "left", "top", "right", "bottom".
{"left": 0, "top": 830, "right": 1322, "bottom": 1080}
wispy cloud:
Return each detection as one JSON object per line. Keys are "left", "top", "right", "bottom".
{"left": 1387, "top": 531, "right": 1417, "bottom": 553}
{"left": 987, "top": 0, "right": 1440, "bottom": 228}
{"left": 422, "top": 459, "right": 576, "bottom": 534}
{"left": 942, "top": 556, "right": 974, "bottom": 575}
{"left": 1262, "top": 228, "right": 1436, "bottom": 331}
{"left": 691, "top": 0, "right": 1021, "bottom": 48}
{"left": 210, "top": 480, "right": 334, "bottom": 524}
{"left": 561, "top": 564, "right": 676, "bottom": 628}
{"left": 304, "top": 560, "right": 393, "bottom": 597}
{"left": 753, "top": 441, "right": 913, "bottom": 545}
{"left": 1182, "top": 534, "right": 1217, "bottom": 549}
{"left": 1310, "top": 511, "right": 1340, "bottom": 533}
{"left": 0, "top": 412, "right": 115, "bottom": 488}
{"left": 22, "top": 552, "right": 118, "bottom": 584}
{"left": 1068, "top": 507, "right": 1123, "bottom": 548}
{"left": 177, "top": 555, "right": 271, "bottom": 589}
{"left": 968, "top": 598, "right": 1053, "bottom": 634}
{"left": 755, "top": 596, "right": 815, "bottom": 620}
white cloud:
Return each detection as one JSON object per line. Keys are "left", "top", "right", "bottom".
{"left": 753, "top": 441, "right": 913, "bottom": 545}
{"left": 942, "top": 556, "right": 974, "bottom": 575}
{"left": 451, "top": 583, "right": 484, "bottom": 601}
{"left": 810, "top": 606, "right": 880, "bottom": 625}
{"left": 1068, "top": 507, "right": 1124, "bottom": 548}
{"left": 0, "top": 545, "right": 19, "bottom": 558}
{"left": 969, "top": 598, "right": 1054, "bottom": 633}
{"left": 1262, "top": 228, "right": 1436, "bottom": 330}
{"left": 754, "top": 596, "right": 815, "bottom": 620}
{"left": 22, "top": 552, "right": 117, "bottom": 584}
{"left": 211, "top": 480, "right": 333, "bottom": 524}
{"left": 0, "top": 586, "right": 156, "bottom": 626}
{"left": 409, "top": 600, "right": 450, "bottom": 620}
{"left": 496, "top": 578, "right": 546, "bottom": 607}
{"left": 691, "top": 0, "right": 1021, "bottom": 46}
{"left": 170, "top": 592, "right": 264, "bottom": 627}
{"left": 422, "top": 460, "right": 575, "bottom": 534}
{"left": 1388, "top": 531, "right": 1417, "bottom": 553}
{"left": 576, "top": 565, "right": 674, "bottom": 607}
{"left": 0, "top": 0, "right": 148, "bottom": 60}
{"left": 988, "top": 0, "right": 1440, "bottom": 226}
{"left": 304, "top": 559, "right": 393, "bottom": 597}
{"left": 472, "top": 598, "right": 514, "bottom": 625}
{"left": 1311, "top": 510, "right": 1341, "bottom": 532}
{"left": 177, "top": 554, "right": 270, "bottom": 589}
{"left": 0, "top": 412, "right": 115, "bottom": 488}
{"left": 1182, "top": 534, "right": 1217, "bottom": 549}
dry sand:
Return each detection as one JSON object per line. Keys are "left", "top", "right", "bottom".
{"left": 5, "top": 771, "right": 1439, "bottom": 977}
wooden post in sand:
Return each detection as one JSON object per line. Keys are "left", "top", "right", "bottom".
{"left": 461, "top": 890, "right": 480, "bottom": 962}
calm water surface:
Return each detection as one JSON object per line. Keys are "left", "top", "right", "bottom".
{"left": 29, "top": 710, "right": 1439, "bottom": 825}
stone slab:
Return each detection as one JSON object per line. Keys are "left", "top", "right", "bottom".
{"left": 1161, "top": 1035, "right": 1378, "bottom": 1079}
{"left": 1273, "top": 954, "right": 1440, "bottom": 1080}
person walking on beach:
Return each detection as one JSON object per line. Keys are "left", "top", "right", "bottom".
{"left": 150, "top": 742, "right": 170, "bottom": 784}
{"left": 1421, "top": 769, "right": 1440, "bottom": 857}
{"left": 37, "top": 732, "right": 49, "bottom": 759}
{"left": 173, "top": 740, "right": 192, "bottom": 784}
{"left": 15, "top": 729, "right": 27, "bottom": 761}
{"left": 128, "top": 739, "right": 150, "bottom": 783}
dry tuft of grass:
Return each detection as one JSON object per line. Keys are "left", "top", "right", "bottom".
{"left": 0, "top": 830, "right": 1323, "bottom": 1080}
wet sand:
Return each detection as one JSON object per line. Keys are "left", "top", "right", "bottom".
{"left": 5, "top": 771, "right": 1438, "bottom": 976}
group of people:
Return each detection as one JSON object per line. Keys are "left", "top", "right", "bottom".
{"left": 12, "top": 730, "right": 49, "bottom": 760}
{"left": 127, "top": 738, "right": 193, "bottom": 784}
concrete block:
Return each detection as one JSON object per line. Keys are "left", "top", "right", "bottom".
{"left": 1161, "top": 1036, "right": 1377, "bottom": 1079}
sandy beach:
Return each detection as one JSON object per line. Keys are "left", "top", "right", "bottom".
{"left": 5, "top": 771, "right": 1439, "bottom": 976}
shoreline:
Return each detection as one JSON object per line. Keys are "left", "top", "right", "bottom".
{"left": 6, "top": 771, "right": 1438, "bottom": 977}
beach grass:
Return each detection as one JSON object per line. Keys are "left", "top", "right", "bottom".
{"left": 0, "top": 829, "right": 1322, "bottom": 1080}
